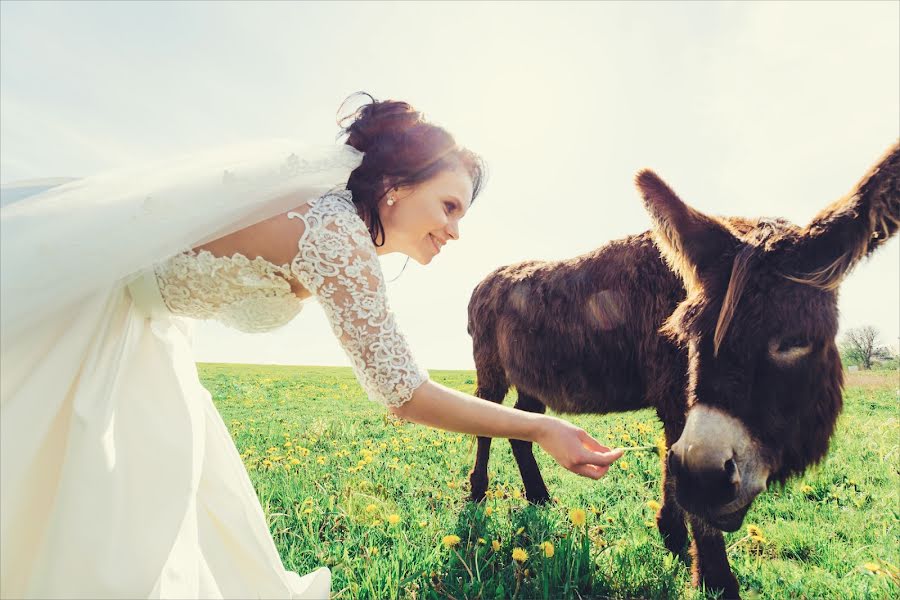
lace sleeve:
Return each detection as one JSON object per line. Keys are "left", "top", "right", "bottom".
{"left": 288, "top": 194, "right": 429, "bottom": 408}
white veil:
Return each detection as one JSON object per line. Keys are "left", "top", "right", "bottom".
{"left": 0, "top": 139, "right": 363, "bottom": 347}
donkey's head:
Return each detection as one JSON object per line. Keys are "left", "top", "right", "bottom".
{"left": 636, "top": 142, "right": 899, "bottom": 531}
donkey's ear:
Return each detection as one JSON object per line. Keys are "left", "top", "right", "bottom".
{"left": 635, "top": 169, "right": 736, "bottom": 290}
{"left": 786, "top": 142, "right": 900, "bottom": 291}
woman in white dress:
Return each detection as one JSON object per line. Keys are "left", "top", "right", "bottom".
{"left": 0, "top": 95, "right": 622, "bottom": 599}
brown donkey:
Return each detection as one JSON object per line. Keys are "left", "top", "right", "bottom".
{"left": 466, "top": 143, "right": 899, "bottom": 597}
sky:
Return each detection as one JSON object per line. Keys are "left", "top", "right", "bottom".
{"left": 1, "top": 1, "right": 898, "bottom": 369}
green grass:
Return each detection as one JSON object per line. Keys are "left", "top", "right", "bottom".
{"left": 199, "top": 364, "right": 899, "bottom": 599}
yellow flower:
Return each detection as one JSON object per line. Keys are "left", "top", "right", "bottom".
{"left": 419, "top": 520, "right": 428, "bottom": 528}
{"left": 647, "top": 500, "right": 661, "bottom": 512}
{"left": 387, "top": 514, "right": 401, "bottom": 525}
{"left": 513, "top": 489, "right": 522, "bottom": 499}
{"left": 516, "top": 526, "right": 525, "bottom": 535}
{"left": 569, "top": 508, "right": 587, "bottom": 526}
{"left": 368, "top": 546, "right": 379, "bottom": 556}
{"left": 539, "top": 541, "right": 555, "bottom": 558}
{"left": 289, "top": 458, "right": 301, "bottom": 465}
{"left": 485, "top": 507, "right": 493, "bottom": 517}
{"left": 371, "top": 519, "right": 382, "bottom": 527}
{"left": 619, "top": 460, "right": 629, "bottom": 471}
{"left": 655, "top": 435, "right": 667, "bottom": 457}
{"left": 492, "top": 540, "right": 501, "bottom": 551}
{"left": 800, "top": 484, "right": 814, "bottom": 494}
{"left": 442, "top": 534, "right": 461, "bottom": 548}
{"left": 746, "top": 524, "right": 766, "bottom": 542}
{"left": 512, "top": 547, "right": 528, "bottom": 562}
{"left": 365, "top": 504, "right": 378, "bottom": 514}
{"left": 477, "top": 538, "right": 486, "bottom": 545}
{"left": 317, "top": 456, "right": 326, "bottom": 465}
{"left": 863, "top": 562, "right": 881, "bottom": 574}
{"left": 303, "top": 508, "right": 313, "bottom": 515}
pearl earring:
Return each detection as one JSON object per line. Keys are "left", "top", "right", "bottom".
{"left": 387, "top": 195, "right": 396, "bottom": 206}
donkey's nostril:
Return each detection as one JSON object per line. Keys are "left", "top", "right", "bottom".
{"left": 724, "top": 457, "right": 740, "bottom": 486}
{"left": 667, "top": 449, "right": 680, "bottom": 475}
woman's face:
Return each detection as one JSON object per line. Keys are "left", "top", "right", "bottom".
{"left": 379, "top": 167, "right": 474, "bottom": 265}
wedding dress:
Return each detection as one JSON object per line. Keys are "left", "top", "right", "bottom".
{"left": 0, "top": 145, "right": 428, "bottom": 599}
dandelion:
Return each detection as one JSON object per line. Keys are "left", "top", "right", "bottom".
{"left": 485, "top": 506, "right": 493, "bottom": 517}
{"left": 289, "top": 458, "right": 301, "bottom": 465}
{"left": 492, "top": 540, "right": 501, "bottom": 551}
{"left": 365, "top": 504, "right": 378, "bottom": 514}
{"left": 800, "top": 484, "right": 814, "bottom": 495}
{"left": 512, "top": 547, "right": 528, "bottom": 563}
{"left": 419, "top": 520, "right": 428, "bottom": 528}
{"left": 317, "top": 456, "right": 326, "bottom": 465}
{"left": 862, "top": 562, "right": 882, "bottom": 574}
{"left": 387, "top": 514, "right": 401, "bottom": 526}
{"left": 368, "top": 546, "right": 379, "bottom": 556}
{"left": 516, "top": 526, "right": 525, "bottom": 535}
{"left": 619, "top": 460, "right": 629, "bottom": 471}
{"left": 647, "top": 500, "right": 661, "bottom": 512}
{"left": 513, "top": 489, "right": 522, "bottom": 500}
{"left": 540, "top": 541, "right": 555, "bottom": 558}
{"left": 746, "top": 524, "right": 766, "bottom": 542}
{"left": 442, "top": 534, "right": 461, "bottom": 548}
{"left": 569, "top": 508, "right": 587, "bottom": 526}
{"left": 655, "top": 435, "right": 667, "bottom": 458}
{"left": 303, "top": 508, "right": 313, "bottom": 515}
{"left": 477, "top": 538, "right": 486, "bottom": 545}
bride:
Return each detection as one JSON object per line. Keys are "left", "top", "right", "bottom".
{"left": 0, "top": 94, "right": 622, "bottom": 599}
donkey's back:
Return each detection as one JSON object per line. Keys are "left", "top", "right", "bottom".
{"left": 467, "top": 230, "right": 687, "bottom": 417}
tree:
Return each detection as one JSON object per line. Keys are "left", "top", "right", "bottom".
{"left": 841, "top": 326, "right": 892, "bottom": 370}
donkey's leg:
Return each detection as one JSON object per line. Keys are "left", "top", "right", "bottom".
{"left": 469, "top": 436, "right": 494, "bottom": 502}
{"left": 687, "top": 515, "right": 741, "bottom": 599}
{"left": 509, "top": 392, "right": 551, "bottom": 505}
{"left": 657, "top": 423, "right": 689, "bottom": 557}
{"left": 468, "top": 365, "right": 509, "bottom": 502}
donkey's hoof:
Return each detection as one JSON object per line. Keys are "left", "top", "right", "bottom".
{"left": 526, "top": 493, "right": 552, "bottom": 506}
{"left": 468, "top": 490, "right": 487, "bottom": 503}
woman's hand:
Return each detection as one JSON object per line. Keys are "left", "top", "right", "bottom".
{"left": 533, "top": 416, "right": 623, "bottom": 480}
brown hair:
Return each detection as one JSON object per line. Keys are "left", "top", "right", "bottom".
{"left": 338, "top": 92, "right": 486, "bottom": 246}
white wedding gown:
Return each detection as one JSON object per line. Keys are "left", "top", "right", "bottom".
{"left": 1, "top": 188, "right": 428, "bottom": 599}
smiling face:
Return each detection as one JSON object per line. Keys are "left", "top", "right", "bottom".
{"left": 378, "top": 166, "right": 474, "bottom": 265}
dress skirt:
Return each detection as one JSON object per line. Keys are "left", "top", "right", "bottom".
{"left": 0, "top": 272, "right": 330, "bottom": 599}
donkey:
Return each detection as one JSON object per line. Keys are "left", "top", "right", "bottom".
{"left": 466, "top": 143, "right": 899, "bottom": 597}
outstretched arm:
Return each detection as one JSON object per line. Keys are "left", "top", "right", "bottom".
{"left": 290, "top": 194, "right": 621, "bottom": 480}
{"left": 395, "top": 379, "right": 623, "bottom": 479}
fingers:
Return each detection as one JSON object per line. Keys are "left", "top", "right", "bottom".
{"left": 570, "top": 463, "right": 611, "bottom": 480}
{"left": 577, "top": 445, "right": 623, "bottom": 468}
{"left": 577, "top": 429, "right": 613, "bottom": 453}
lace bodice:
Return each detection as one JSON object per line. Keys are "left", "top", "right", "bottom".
{"left": 155, "top": 251, "right": 302, "bottom": 334}
{"left": 153, "top": 191, "right": 428, "bottom": 407}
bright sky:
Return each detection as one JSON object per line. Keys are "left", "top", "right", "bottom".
{"left": 2, "top": 1, "right": 898, "bottom": 369}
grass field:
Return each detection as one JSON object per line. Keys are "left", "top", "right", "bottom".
{"left": 199, "top": 364, "right": 899, "bottom": 599}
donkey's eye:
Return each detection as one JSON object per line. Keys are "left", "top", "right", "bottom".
{"left": 777, "top": 336, "right": 809, "bottom": 352}
{"left": 768, "top": 337, "right": 813, "bottom": 365}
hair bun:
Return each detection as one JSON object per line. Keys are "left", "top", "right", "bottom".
{"left": 338, "top": 92, "right": 424, "bottom": 153}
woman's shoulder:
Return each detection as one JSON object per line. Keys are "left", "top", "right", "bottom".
{"left": 289, "top": 189, "right": 373, "bottom": 247}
